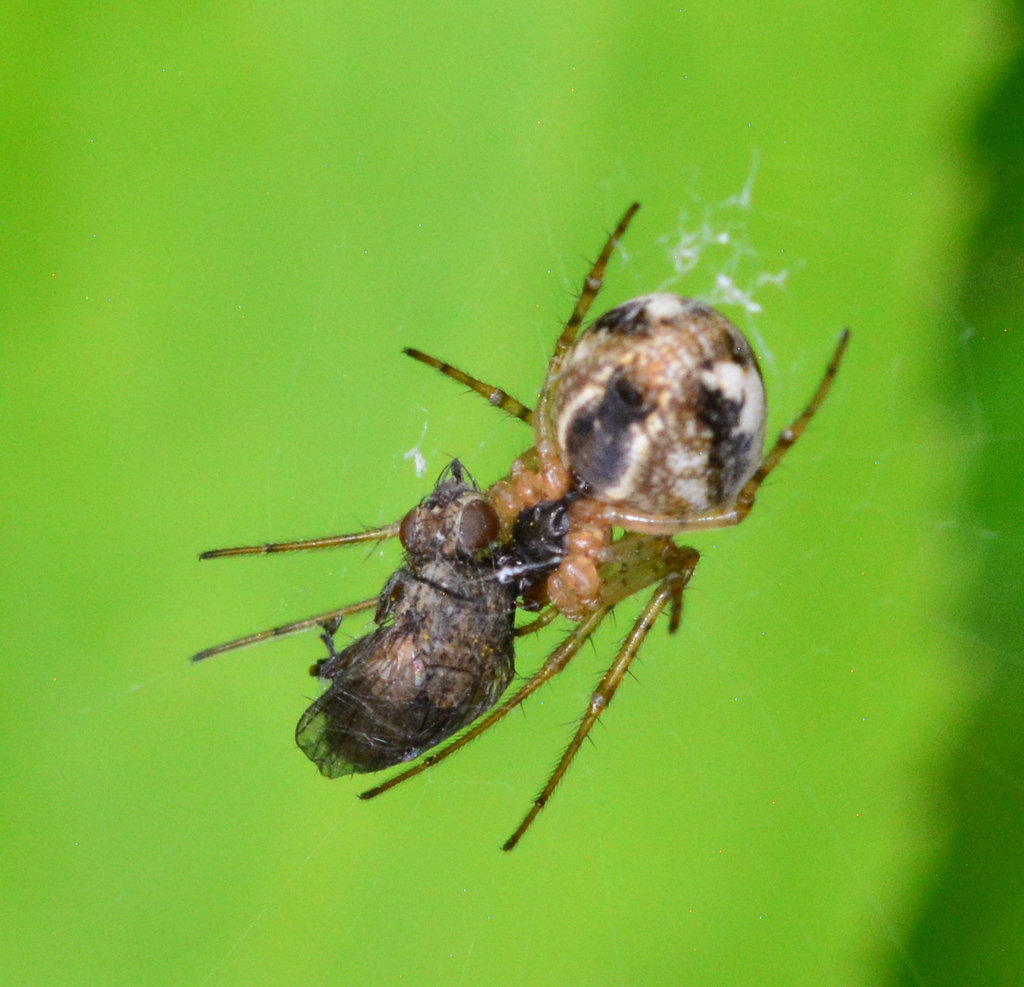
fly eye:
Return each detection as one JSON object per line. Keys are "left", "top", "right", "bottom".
{"left": 457, "top": 499, "right": 499, "bottom": 554}
{"left": 398, "top": 506, "right": 420, "bottom": 552}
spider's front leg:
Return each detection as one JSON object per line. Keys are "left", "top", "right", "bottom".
{"left": 197, "top": 520, "right": 403, "bottom": 560}
{"left": 191, "top": 597, "right": 379, "bottom": 663}
{"left": 190, "top": 520, "right": 405, "bottom": 661}
{"left": 401, "top": 202, "right": 641, "bottom": 438}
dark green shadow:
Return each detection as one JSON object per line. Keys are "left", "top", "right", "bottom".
{"left": 890, "top": 5, "right": 1024, "bottom": 982}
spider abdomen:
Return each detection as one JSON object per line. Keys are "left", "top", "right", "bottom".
{"left": 553, "top": 293, "right": 767, "bottom": 516}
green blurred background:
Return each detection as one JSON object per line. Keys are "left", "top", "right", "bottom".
{"left": 3, "top": 1, "right": 1021, "bottom": 984}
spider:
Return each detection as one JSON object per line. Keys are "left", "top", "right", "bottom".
{"left": 377, "top": 206, "right": 848, "bottom": 847}
{"left": 193, "top": 203, "right": 848, "bottom": 850}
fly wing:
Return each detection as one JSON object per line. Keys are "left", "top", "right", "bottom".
{"left": 295, "top": 581, "right": 516, "bottom": 777}
{"left": 294, "top": 629, "right": 410, "bottom": 776}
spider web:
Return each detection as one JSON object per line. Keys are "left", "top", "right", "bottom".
{"left": 654, "top": 154, "right": 790, "bottom": 316}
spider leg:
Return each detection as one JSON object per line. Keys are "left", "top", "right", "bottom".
{"left": 514, "top": 606, "right": 559, "bottom": 637}
{"left": 741, "top": 327, "right": 850, "bottom": 505}
{"left": 533, "top": 203, "right": 640, "bottom": 472}
{"left": 190, "top": 597, "right": 377, "bottom": 662}
{"left": 358, "top": 604, "right": 610, "bottom": 800}
{"left": 401, "top": 203, "right": 641, "bottom": 434}
{"left": 596, "top": 536, "right": 699, "bottom": 612}
{"left": 503, "top": 567, "right": 688, "bottom": 850}
{"left": 549, "top": 202, "right": 640, "bottom": 365}
{"left": 198, "top": 521, "right": 402, "bottom": 560}
{"left": 403, "top": 347, "right": 534, "bottom": 424}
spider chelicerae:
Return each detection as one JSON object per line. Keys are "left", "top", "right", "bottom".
{"left": 192, "top": 203, "right": 848, "bottom": 850}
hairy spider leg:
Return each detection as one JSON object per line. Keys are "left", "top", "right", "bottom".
{"left": 534, "top": 203, "right": 641, "bottom": 465}
{"left": 402, "top": 203, "right": 641, "bottom": 444}
{"left": 503, "top": 547, "right": 697, "bottom": 850}
{"left": 402, "top": 348, "right": 534, "bottom": 424}
{"left": 744, "top": 328, "right": 850, "bottom": 501}
{"left": 591, "top": 534, "right": 697, "bottom": 633}
{"left": 513, "top": 606, "right": 560, "bottom": 637}
{"left": 587, "top": 328, "right": 851, "bottom": 536}
{"left": 192, "top": 522, "right": 403, "bottom": 661}
{"left": 190, "top": 597, "right": 378, "bottom": 662}
{"left": 199, "top": 520, "right": 402, "bottom": 559}
{"left": 547, "top": 202, "right": 641, "bottom": 370}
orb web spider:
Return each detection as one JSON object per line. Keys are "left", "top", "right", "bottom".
{"left": 192, "top": 203, "right": 848, "bottom": 850}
